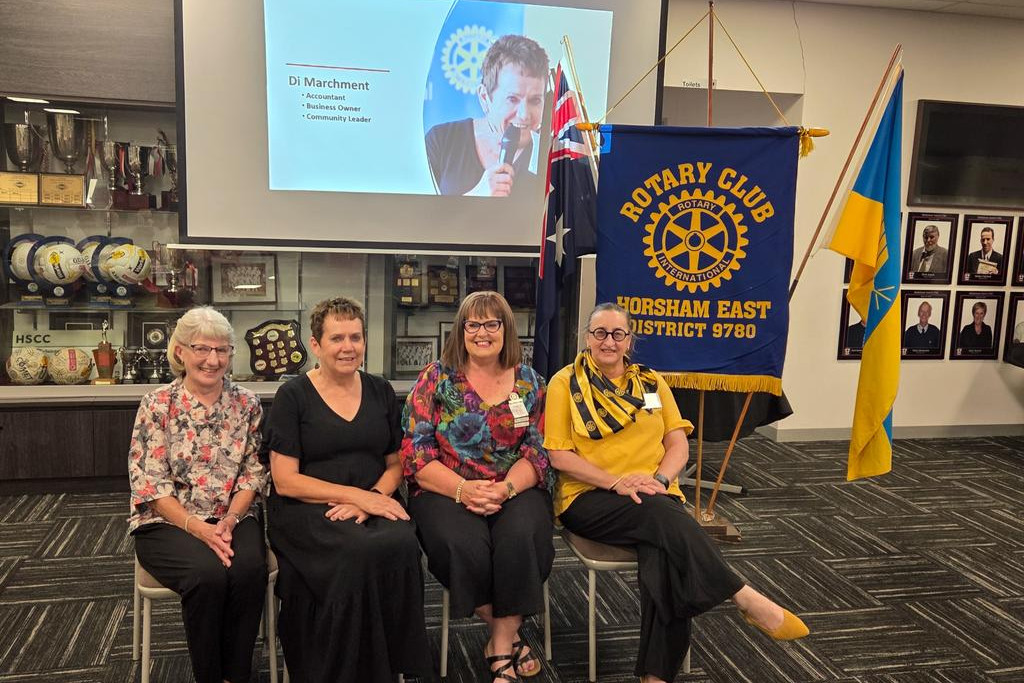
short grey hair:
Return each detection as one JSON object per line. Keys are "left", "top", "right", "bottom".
{"left": 168, "top": 306, "right": 235, "bottom": 377}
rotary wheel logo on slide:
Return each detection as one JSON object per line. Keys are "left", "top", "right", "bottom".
{"left": 642, "top": 189, "right": 748, "bottom": 293}
{"left": 442, "top": 26, "right": 496, "bottom": 94}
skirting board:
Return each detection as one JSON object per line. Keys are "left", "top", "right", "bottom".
{"left": 758, "top": 423, "right": 1024, "bottom": 442}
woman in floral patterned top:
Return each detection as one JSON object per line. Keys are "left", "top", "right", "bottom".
{"left": 401, "top": 291, "right": 554, "bottom": 683}
{"left": 129, "top": 306, "right": 268, "bottom": 683}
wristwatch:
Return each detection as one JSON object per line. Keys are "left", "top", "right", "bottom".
{"left": 506, "top": 480, "right": 518, "bottom": 499}
{"left": 653, "top": 473, "right": 671, "bottom": 489}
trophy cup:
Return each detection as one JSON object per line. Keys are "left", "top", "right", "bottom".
{"left": 92, "top": 320, "right": 118, "bottom": 385}
{"left": 157, "top": 129, "right": 179, "bottom": 211}
{"left": 118, "top": 347, "right": 141, "bottom": 384}
{"left": 141, "top": 349, "right": 165, "bottom": 384}
{"left": 114, "top": 144, "right": 153, "bottom": 210}
{"left": 41, "top": 112, "right": 86, "bottom": 206}
{"left": 1, "top": 120, "right": 43, "bottom": 204}
{"left": 152, "top": 241, "right": 195, "bottom": 308}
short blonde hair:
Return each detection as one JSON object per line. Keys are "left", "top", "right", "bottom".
{"left": 441, "top": 291, "right": 520, "bottom": 370}
{"left": 168, "top": 306, "right": 235, "bottom": 377}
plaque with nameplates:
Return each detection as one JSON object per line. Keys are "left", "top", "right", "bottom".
{"left": 38, "top": 173, "right": 86, "bottom": 207}
{"left": 0, "top": 171, "right": 39, "bottom": 204}
{"left": 245, "top": 319, "right": 307, "bottom": 378}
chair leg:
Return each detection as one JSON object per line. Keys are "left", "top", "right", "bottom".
{"left": 588, "top": 569, "right": 597, "bottom": 683}
{"left": 543, "top": 580, "right": 552, "bottom": 661}
{"left": 132, "top": 584, "right": 141, "bottom": 661}
{"left": 141, "top": 596, "right": 152, "bottom": 683}
{"left": 283, "top": 663, "right": 290, "bottom": 683}
{"left": 440, "top": 588, "right": 450, "bottom": 679}
{"left": 683, "top": 645, "right": 691, "bottom": 674}
{"left": 266, "top": 581, "right": 279, "bottom": 683}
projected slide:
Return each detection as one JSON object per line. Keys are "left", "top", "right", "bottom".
{"left": 264, "top": 0, "right": 612, "bottom": 197}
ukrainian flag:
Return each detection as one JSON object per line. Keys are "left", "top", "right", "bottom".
{"left": 829, "top": 70, "right": 903, "bottom": 481}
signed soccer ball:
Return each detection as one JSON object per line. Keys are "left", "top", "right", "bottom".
{"left": 48, "top": 348, "right": 94, "bottom": 385}
{"left": 5, "top": 347, "right": 48, "bottom": 385}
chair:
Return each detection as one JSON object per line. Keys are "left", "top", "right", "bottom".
{"left": 561, "top": 529, "right": 691, "bottom": 683}
{"left": 439, "top": 581, "right": 552, "bottom": 679}
{"left": 132, "top": 548, "right": 283, "bottom": 683}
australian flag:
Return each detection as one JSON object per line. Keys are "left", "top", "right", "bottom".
{"left": 532, "top": 65, "right": 597, "bottom": 379}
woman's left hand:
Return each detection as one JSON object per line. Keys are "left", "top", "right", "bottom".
{"left": 213, "top": 516, "right": 238, "bottom": 546}
{"left": 621, "top": 473, "right": 663, "bottom": 496}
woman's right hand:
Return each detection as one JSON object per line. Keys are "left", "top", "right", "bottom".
{"left": 611, "top": 473, "right": 662, "bottom": 504}
{"left": 189, "top": 519, "right": 235, "bottom": 567}
{"left": 461, "top": 479, "right": 505, "bottom": 515}
{"left": 354, "top": 490, "right": 410, "bottom": 521}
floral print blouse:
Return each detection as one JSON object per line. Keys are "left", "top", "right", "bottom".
{"left": 128, "top": 378, "right": 267, "bottom": 532}
{"left": 400, "top": 361, "right": 553, "bottom": 495}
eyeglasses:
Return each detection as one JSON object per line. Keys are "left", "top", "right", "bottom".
{"left": 189, "top": 344, "right": 234, "bottom": 358}
{"left": 463, "top": 319, "right": 503, "bottom": 333}
{"left": 589, "top": 328, "right": 630, "bottom": 342}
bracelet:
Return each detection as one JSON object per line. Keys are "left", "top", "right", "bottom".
{"left": 183, "top": 514, "right": 200, "bottom": 534}
{"left": 370, "top": 487, "right": 383, "bottom": 495}
{"left": 505, "top": 480, "right": 518, "bottom": 499}
{"left": 608, "top": 475, "right": 624, "bottom": 491}
{"left": 455, "top": 478, "right": 467, "bottom": 504}
{"left": 224, "top": 512, "right": 242, "bottom": 525}
{"left": 653, "top": 472, "right": 671, "bottom": 489}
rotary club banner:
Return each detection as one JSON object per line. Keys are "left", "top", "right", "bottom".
{"left": 595, "top": 125, "right": 800, "bottom": 396}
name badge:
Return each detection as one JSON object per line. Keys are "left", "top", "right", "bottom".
{"left": 508, "top": 393, "right": 530, "bottom": 428}
{"left": 643, "top": 392, "right": 662, "bottom": 410}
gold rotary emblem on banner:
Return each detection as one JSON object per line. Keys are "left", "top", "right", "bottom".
{"left": 642, "top": 189, "right": 748, "bottom": 293}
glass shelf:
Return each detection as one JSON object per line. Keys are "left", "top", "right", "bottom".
{"left": 2, "top": 302, "right": 305, "bottom": 313}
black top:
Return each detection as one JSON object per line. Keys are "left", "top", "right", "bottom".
{"left": 903, "top": 324, "right": 941, "bottom": 349}
{"left": 425, "top": 117, "right": 536, "bottom": 196}
{"left": 958, "top": 322, "right": 993, "bottom": 350}
{"left": 266, "top": 371, "right": 401, "bottom": 490}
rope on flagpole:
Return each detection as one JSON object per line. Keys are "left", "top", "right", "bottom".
{"left": 576, "top": 10, "right": 711, "bottom": 131}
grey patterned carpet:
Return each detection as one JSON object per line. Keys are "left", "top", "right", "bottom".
{"left": 0, "top": 435, "right": 1022, "bottom": 682}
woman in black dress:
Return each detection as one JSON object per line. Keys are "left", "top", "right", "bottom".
{"left": 267, "top": 297, "right": 431, "bottom": 682}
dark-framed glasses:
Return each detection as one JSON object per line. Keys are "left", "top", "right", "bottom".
{"left": 589, "top": 328, "right": 630, "bottom": 342}
{"left": 463, "top": 319, "right": 503, "bottom": 333}
{"left": 189, "top": 344, "right": 234, "bottom": 358}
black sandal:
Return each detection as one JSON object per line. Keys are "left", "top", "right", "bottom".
{"left": 512, "top": 639, "right": 542, "bottom": 678}
{"left": 485, "top": 652, "right": 520, "bottom": 682}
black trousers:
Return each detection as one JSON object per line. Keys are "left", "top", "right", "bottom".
{"left": 133, "top": 519, "right": 268, "bottom": 683}
{"left": 560, "top": 491, "right": 745, "bottom": 681}
{"left": 409, "top": 488, "right": 554, "bottom": 618}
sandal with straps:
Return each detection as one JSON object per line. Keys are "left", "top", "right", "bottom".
{"left": 512, "top": 639, "right": 542, "bottom": 678}
{"left": 485, "top": 651, "right": 520, "bottom": 682}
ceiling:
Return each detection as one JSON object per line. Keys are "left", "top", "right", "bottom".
{"left": 782, "top": 0, "right": 1024, "bottom": 20}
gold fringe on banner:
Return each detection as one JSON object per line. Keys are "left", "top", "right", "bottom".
{"left": 662, "top": 372, "right": 783, "bottom": 396}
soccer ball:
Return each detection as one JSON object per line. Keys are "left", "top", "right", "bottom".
{"left": 5, "top": 347, "right": 48, "bottom": 385}
{"left": 34, "top": 241, "right": 84, "bottom": 286}
{"left": 77, "top": 237, "right": 106, "bottom": 282}
{"left": 48, "top": 348, "right": 94, "bottom": 385}
{"left": 105, "top": 244, "right": 152, "bottom": 286}
{"left": 8, "top": 238, "right": 39, "bottom": 281}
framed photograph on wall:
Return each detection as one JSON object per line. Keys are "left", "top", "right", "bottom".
{"left": 842, "top": 258, "right": 853, "bottom": 284}
{"left": 1012, "top": 217, "right": 1024, "bottom": 287}
{"left": 1004, "top": 292, "right": 1024, "bottom": 368}
{"left": 950, "top": 291, "right": 1004, "bottom": 360}
{"left": 503, "top": 265, "right": 536, "bottom": 308}
{"left": 394, "top": 336, "right": 438, "bottom": 375}
{"left": 466, "top": 263, "right": 498, "bottom": 294}
{"left": 210, "top": 254, "right": 278, "bottom": 304}
{"left": 900, "top": 290, "right": 949, "bottom": 360}
{"left": 518, "top": 337, "right": 534, "bottom": 367}
{"left": 902, "top": 212, "right": 957, "bottom": 285}
{"left": 438, "top": 321, "right": 454, "bottom": 352}
{"left": 958, "top": 215, "right": 1011, "bottom": 286}
{"left": 127, "top": 312, "right": 181, "bottom": 350}
{"left": 836, "top": 290, "right": 865, "bottom": 360}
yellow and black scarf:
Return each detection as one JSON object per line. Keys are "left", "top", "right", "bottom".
{"left": 568, "top": 350, "right": 660, "bottom": 440}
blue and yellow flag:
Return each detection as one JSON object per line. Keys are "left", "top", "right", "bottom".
{"left": 596, "top": 126, "right": 800, "bottom": 396}
{"left": 829, "top": 72, "right": 904, "bottom": 481}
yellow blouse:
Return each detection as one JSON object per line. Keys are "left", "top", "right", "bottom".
{"left": 543, "top": 365, "right": 693, "bottom": 517}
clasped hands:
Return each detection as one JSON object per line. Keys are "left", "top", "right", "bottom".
{"left": 460, "top": 479, "right": 510, "bottom": 516}
{"left": 325, "top": 489, "right": 410, "bottom": 524}
{"left": 188, "top": 514, "right": 239, "bottom": 568}
{"left": 612, "top": 472, "right": 669, "bottom": 504}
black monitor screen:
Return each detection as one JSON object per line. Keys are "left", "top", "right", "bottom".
{"left": 909, "top": 100, "right": 1024, "bottom": 210}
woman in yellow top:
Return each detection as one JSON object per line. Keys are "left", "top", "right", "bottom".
{"left": 545, "top": 303, "right": 808, "bottom": 683}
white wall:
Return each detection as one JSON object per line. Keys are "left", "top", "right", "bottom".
{"left": 664, "top": 0, "right": 1024, "bottom": 436}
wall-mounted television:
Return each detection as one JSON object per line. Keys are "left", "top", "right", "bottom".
{"left": 908, "top": 100, "right": 1024, "bottom": 211}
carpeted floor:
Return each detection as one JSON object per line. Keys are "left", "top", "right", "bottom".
{"left": 0, "top": 435, "right": 1022, "bottom": 682}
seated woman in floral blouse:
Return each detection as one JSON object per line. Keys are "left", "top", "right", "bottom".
{"left": 401, "top": 291, "right": 554, "bottom": 683}
{"left": 129, "top": 306, "right": 267, "bottom": 683}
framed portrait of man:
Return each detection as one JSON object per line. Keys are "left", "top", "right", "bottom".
{"left": 950, "top": 291, "right": 1004, "bottom": 361}
{"left": 958, "top": 215, "right": 1011, "bottom": 286}
{"left": 836, "top": 290, "right": 866, "bottom": 360}
{"left": 902, "top": 212, "right": 957, "bottom": 285}
{"left": 900, "top": 290, "right": 949, "bottom": 360}
{"left": 1004, "top": 293, "right": 1024, "bottom": 368}
{"left": 1012, "top": 217, "right": 1024, "bottom": 287}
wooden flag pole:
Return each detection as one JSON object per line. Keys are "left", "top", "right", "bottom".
{"left": 707, "top": 1, "right": 714, "bottom": 126}
{"left": 693, "top": 390, "right": 704, "bottom": 521}
{"left": 702, "top": 391, "right": 753, "bottom": 522}
{"left": 788, "top": 43, "right": 903, "bottom": 301}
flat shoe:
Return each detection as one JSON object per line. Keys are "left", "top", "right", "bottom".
{"left": 512, "top": 639, "right": 542, "bottom": 678}
{"left": 743, "top": 609, "right": 810, "bottom": 640}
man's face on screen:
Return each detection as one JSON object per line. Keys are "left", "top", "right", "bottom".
{"left": 480, "top": 65, "right": 545, "bottom": 135}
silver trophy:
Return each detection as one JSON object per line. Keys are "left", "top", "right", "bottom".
{"left": 127, "top": 144, "right": 145, "bottom": 195}
{"left": 118, "top": 347, "right": 141, "bottom": 384}
{"left": 2, "top": 122, "right": 43, "bottom": 172}
{"left": 46, "top": 112, "right": 86, "bottom": 174}
{"left": 98, "top": 139, "right": 120, "bottom": 191}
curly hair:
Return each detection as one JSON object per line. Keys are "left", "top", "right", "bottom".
{"left": 480, "top": 35, "right": 549, "bottom": 96}
{"left": 309, "top": 297, "right": 366, "bottom": 342}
